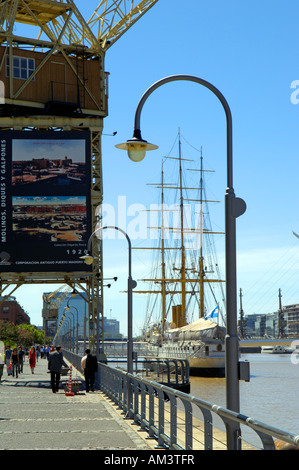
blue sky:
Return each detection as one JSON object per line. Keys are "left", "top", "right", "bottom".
{"left": 12, "top": 138, "right": 86, "bottom": 162}
{"left": 10, "top": 1, "right": 299, "bottom": 336}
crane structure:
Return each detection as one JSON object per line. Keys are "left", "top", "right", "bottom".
{"left": 42, "top": 285, "right": 73, "bottom": 335}
{"left": 0, "top": 0, "right": 159, "bottom": 352}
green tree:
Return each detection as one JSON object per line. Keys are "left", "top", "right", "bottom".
{"left": 0, "top": 321, "right": 46, "bottom": 348}
{"left": 17, "top": 324, "right": 45, "bottom": 348}
{"left": 0, "top": 321, "right": 18, "bottom": 345}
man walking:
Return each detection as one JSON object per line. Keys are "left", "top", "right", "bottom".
{"left": 81, "top": 349, "right": 98, "bottom": 392}
{"left": 48, "top": 346, "right": 68, "bottom": 393}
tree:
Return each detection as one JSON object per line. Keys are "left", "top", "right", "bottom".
{"left": 0, "top": 321, "right": 18, "bottom": 345}
{"left": 0, "top": 321, "right": 46, "bottom": 348}
{"left": 17, "top": 325, "right": 45, "bottom": 348}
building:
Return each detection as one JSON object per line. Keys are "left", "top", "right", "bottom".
{"left": 284, "top": 304, "right": 299, "bottom": 337}
{"left": 43, "top": 290, "right": 122, "bottom": 341}
{"left": 0, "top": 296, "right": 30, "bottom": 325}
{"left": 243, "top": 306, "right": 299, "bottom": 338}
{"left": 43, "top": 291, "right": 88, "bottom": 340}
{"left": 103, "top": 316, "right": 121, "bottom": 339}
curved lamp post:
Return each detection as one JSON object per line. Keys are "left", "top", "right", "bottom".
{"left": 60, "top": 315, "right": 72, "bottom": 351}
{"left": 66, "top": 304, "right": 79, "bottom": 354}
{"left": 62, "top": 307, "right": 75, "bottom": 353}
{"left": 115, "top": 75, "right": 246, "bottom": 449}
{"left": 81, "top": 225, "right": 137, "bottom": 376}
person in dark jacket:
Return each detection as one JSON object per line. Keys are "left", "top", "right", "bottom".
{"left": 81, "top": 349, "right": 97, "bottom": 392}
{"left": 48, "top": 346, "right": 68, "bottom": 393}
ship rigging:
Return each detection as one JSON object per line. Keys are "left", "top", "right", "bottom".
{"left": 133, "top": 131, "right": 227, "bottom": 376}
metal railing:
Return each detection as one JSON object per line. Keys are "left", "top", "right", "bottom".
{"left": 63, "top": 350, "right": 299, "bottom": 450}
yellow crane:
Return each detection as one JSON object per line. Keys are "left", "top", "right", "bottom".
{"left": 0, "top": 1, "right": 158, "bottom": 51}
{"left": 43, "top": 285, "right": 72, "bottom": 311}
{"left": 88, "top": 0, "right": 159, "bottom": 50}
{"left": 42, "top": 286, "right": 73, "bottom": 335}
{"left": 0, "top": 0, "right": 160, "bottom": 353}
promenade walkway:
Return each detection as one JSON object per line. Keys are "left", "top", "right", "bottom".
{"left": 0, "top": 358, "right": 152, "bottom": 451}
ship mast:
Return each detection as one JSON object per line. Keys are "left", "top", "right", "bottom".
{"left": 133, "top": 131, "right": 225, "bottom": 331}
{"left": 178, "top": 131, "right": 187, "bottom": 323}
{"left": 199, "top": 149, "right": 205, "bottom": 318}
{"left": 161, "top": 160, "right": 167, "bottom": 329}
{"left": 239, "top": 288, "right": 246, "bottom": 338}
{"left": 278, "top": 288, "right": 285, "bottom": 338}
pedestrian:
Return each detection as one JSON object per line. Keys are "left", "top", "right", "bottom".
{"left": 40, "top": 346, "right": 44, "bottom": 359}
{"left": 18, "top": 346, "right": 25, "bottom": 373}
{"left": 81, "top": 349, "right": 98, "bottom": 393}
{"left": 29, "top": 346, "right": 36, "bottom": 374}
{"left": 5, "top": 345, "right": 12, "bottom": 376}
{"left": 10, "top": 347, "right": 19, "bottom": 378}
{"left": 48, "top": 345, "right": 68, "bottom": 393}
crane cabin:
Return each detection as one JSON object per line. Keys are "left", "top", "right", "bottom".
{"left": 0, "top": 45, "right": 108, "bottom": 118}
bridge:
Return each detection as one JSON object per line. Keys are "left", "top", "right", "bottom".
{"left": 240, "top": 338, "right": 299, "bottom": 348}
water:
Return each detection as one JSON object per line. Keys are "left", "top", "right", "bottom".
{"left": 189, "top": 353, "right": 299, "bottom": 448}
{"left": 105, "top": 349, "right": 299, "bottom": 447}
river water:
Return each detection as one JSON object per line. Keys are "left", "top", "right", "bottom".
{"left": 189, "top": 353, "right": 299, "bottom": 448}
{"left": 106, "top": 347, "right": 299, "bottom": 448}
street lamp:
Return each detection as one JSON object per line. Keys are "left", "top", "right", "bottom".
{"left": 80, "top": 225, "right": 137, "bottom": 376}
{"left": 60, "top": 316, "right": 72, "bottom": 350}
{"left": 66, "top": 304, "right": 79, "bottom": 354}
{"left": 115, "top": 135, "right": 158, "bottom": 162}
{"left": 62, "top": 307, "right": 75, "bottom": 352}
{"left": 115, "top": 74, "right": 246, "bottom": 449}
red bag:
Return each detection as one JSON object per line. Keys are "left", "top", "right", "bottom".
{"left": 7, "top": 363, "right": 11, "bottom": 370}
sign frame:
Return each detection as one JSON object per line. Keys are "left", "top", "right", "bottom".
{"left": 0, "top": 130, "right": 92, "bottom": 273}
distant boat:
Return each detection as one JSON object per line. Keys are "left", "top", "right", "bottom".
{"left": 261, "top": 345, "right": 294, "bottom": 354}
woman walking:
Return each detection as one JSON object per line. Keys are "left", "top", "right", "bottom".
{"left": 29, "top": 346, "right": 36, "bottom": 374}
{"left": 5, "top": 345, "right": 12, "bottom": 376}
{"left": 10, "top": 348, "right": 19, "bottom": 378}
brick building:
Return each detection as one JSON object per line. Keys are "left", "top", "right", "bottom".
{"left": 0, "top": 296, "right": 30, "bottom": 325}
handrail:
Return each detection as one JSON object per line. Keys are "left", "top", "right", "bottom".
{"left": 63, "top": 349, "right": 299, "bottom": 450}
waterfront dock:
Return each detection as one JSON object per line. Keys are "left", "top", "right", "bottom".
{"left": 0, "top": 356, "right": 242, "bottom": 451}
{"left": 0, "top": 358, "right": 151, "bottom": 451}
{"left": 0, "top": 356, "right": 256, "bottom": 451}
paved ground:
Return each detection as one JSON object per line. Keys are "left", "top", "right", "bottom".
{"left": 0, "top": 358, "right": 152, "bottom": 451}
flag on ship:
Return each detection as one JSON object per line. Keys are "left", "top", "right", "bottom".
{"left": 205, "top": 305, "right": 219, "bottom": 320}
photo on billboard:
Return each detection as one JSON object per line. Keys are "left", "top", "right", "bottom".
{"left": 46, "top": 320, "right": 57, "bottom": 337}
{"left": 0, "top": 131, "right": 92, "bottom": 273}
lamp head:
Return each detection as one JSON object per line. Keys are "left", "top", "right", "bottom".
{"left": 70, "top": 288, "right": 77, "bottom": 297}
{"left": 115, "top": 131, "right": 158, "bottom": 162}
{"left": 80, "top": 253, "right": 94, "bottom": 265}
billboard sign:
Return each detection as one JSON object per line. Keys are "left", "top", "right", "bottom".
{"left": 0, "top": 131, "right": 92, "bottom": 273}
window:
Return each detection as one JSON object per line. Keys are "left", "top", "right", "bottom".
{"left": 6, "top": 55, "right": 35, "bottom": 80}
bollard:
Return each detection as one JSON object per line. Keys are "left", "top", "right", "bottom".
{"left": 65, "top": 365, "right": 75, "bottom": 396}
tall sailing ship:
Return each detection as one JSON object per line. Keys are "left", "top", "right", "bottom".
{"left": 134, "top": 131, "right": 226, "bottom": 377}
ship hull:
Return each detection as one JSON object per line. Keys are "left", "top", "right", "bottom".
{"left": 141, "top": 341, "right": 226, "bottom": 377}
{"left": 189, "top": 357, "right": 225, "bottom": 377}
